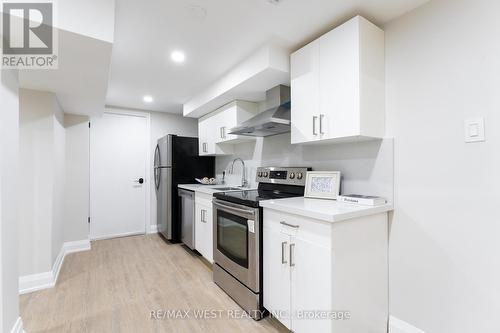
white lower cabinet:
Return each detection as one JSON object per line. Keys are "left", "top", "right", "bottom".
{"left": 195, "top": 193, "right": 213, "bottom": 263}
{"left": 263, "top": 224, "right": 292, "bottom": 329}
{"left": 263, "top": 209, "right": 332, "bottom": 333}
{"left": 263, "top": 208, "right": 388, "bottom": 333}
{"left": 291, "top": 232, "right": 332, "bottom": 333}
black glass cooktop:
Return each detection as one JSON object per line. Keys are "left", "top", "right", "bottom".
{"left": 213, "top": 183, "right": 305, "bottom": 208}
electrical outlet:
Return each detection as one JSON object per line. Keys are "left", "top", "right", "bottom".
{"left": 464, "top": 118, "right": 485, "bottom": 143}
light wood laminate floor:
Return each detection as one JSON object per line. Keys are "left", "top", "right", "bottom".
{"left": 20, "top": 234, "right": 289, "bottom": 333}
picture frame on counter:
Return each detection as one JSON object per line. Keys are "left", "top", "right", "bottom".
{"left": 304, "top": 171, "right": 341, "bottom": 200}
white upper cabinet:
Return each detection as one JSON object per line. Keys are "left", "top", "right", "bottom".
{"left": 198, "top": 101, "right": 259, "bottom": 156}
{"left": 291, "top": 16, "right": 385, "bottom": 144}
{"left": 214, "top": 101, "right": 259, "bottom": 144}
{"left": 290, "top": 41, "right": 320, "bottom": 144}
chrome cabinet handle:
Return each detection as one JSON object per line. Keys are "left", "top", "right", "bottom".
{"left": 222, "top": 127, "right": 226, "bottom": 139}
{"left": 319, "top": 114, "right": 325, "bottom": 135}
{"left": 313, "top": 116, "right": 318, "bottom": 135}
{"left": 202, "top": 142, "right": 207, "bottom": 153}
{"left": 220, "top": 127, "right": 223, "bottom": 139}
{"left": 281, "top": 241, "right": 288, "bottom": 264}
{"left": 280, "top": 221, "right": 299, "bottom": 229}
{"left": 290, "top": 243, "right": 295, "bottom": 267}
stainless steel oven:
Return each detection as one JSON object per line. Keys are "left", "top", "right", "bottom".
{"left": 213, "top": 199, "right": 260, "bottom": 291}
{"left": 212, "top": 198, "right": 262, "bottom": 319}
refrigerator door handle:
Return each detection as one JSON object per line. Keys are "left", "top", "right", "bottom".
{"left": 154, "top": 144, "right": 160, "bottom": 168}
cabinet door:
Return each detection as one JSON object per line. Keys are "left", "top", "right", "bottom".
{"left": 290, "top": 233, "right": 332, "bottom": 333}
{"left": 215, "top": 106, "right": 236, "bottom": 143}
{"left": 291, "top": 40, "right": 320, "bottom": 144}
{"left": 202, "top": 204, "right": 213, "bottom": 263}
{"left": 198, "top": 118, "right": 212, "bottom": 156}
{"left": 319, "top": 18, "right": 360, "bottom": 140}
{"left": 263, "top": 222, "right": 292, "bottom": 329}
{"left": 195, "top": 203, "right": 206, "bottom": 253}
{"left": 195, "top": 202, "right": 213, "bottom": 262}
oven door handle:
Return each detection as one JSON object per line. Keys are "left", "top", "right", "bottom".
{"left": 213, "top": 199, "right": 257, "bottom": 216}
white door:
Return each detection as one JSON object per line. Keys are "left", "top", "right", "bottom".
{"left": 263, "top": 223, "right": 292, "bottom": 329}
{"left": 291, "top": 40, "right": 320, "bottom": 144}
{"left": 198, "top": 117, "right": 214, "bottom": 156}
{"left": 319, "top": 19, "right": 359, "bottom": 140}
{"left": 290, "top": 234, "right": 332, "bottom": 333}
{"left": 195, "top": 202, "right": 213, "bottom": 262}
{"left": 90, "top": 112, "right": 148, "bottom": 240}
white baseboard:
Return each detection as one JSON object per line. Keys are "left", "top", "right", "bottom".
{"left": 63, "top": 239, "right": 91, "bottom": 254}
{"left": 19, "top": 239, "right": 91, "bottom": 295}
{"left": 148, "top": 224, "right": 158, "bottom": 234}
{"left": 10, "top": 317, "right": 24, "bottom": 333}
{"left": 91, "top": 230, "right": 147, "bottom": 241}
{"left": 389, "top": 316, "right": 426, "bottom": 333}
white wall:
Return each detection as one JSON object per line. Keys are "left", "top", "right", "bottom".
{"left": 216, "top": 134, "right": 394, "bottom": 201}
{"left": 18, "top": 89, "right": 66, "bottom": 276}
{"left": 19, "top": 89, "right": 55, "bottom": 275}
{"left": 105, "top": 107, "right": 199, "bottom": 229}
{"left": 52, "top": 102, "right": 66, "bottom": 264}
{"left": 385, "top": 0, "right": 500, "bottom": 331}
{"left": 0, "top": 69, "right": 21, "bottom": 332}
{"left": 63, "top": 114, "right": 90, "bottom": 242}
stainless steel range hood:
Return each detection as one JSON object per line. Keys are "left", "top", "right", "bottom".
{"left": 229, "top": 85, "right": 291, "bottom": 137}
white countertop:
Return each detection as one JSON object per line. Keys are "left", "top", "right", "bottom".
{"left": 177, "top": 184, "right": 255, "bottom": 195}
{"left": 259, "top": 197, "right": 393, "bottom": 223}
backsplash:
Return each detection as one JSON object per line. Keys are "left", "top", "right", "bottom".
{"left": 216, "top": 134, "right": 394, "bottom": 202}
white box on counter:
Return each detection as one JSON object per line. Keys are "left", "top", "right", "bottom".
{"left": 338, "top": 194, "right": 386, "bottom": 206}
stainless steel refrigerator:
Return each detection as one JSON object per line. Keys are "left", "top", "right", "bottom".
{"left": 154, "top": 135, "right": 215, "bottom": 241}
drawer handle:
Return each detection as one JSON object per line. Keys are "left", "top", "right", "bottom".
{"left": 312, "top": 116, "right": 318, "bottom": 136}
{"left": 280, "top": 221, "right": 299, "bottom": 229}
{"left": 281, "top": 241, "right": 288, "bottom": 264}
{"left": 290, "top": 243, "right": 296, "bottom": 267}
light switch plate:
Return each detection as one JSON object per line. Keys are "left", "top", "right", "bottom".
{"left": 464, "top": 118, "right": 485, "bottom": 143}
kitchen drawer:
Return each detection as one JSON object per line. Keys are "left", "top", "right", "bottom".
{"left": 263, "top": 208, "right": 331, "bottom": 248}
{"left": 195, "top": 192, "right": 213, "bottom": 206}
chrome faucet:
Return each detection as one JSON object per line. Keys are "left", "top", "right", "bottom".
{"left": 230, "top": 158, "right": 247, "bottom": 188}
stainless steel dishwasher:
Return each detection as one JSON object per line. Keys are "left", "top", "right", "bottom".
{"left": 178, "top": 188, "right": 195, "bottom": 250}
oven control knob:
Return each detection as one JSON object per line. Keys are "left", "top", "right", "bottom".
{"left": 297, "top": 173, "right": 303, "bottom": 180}
{"left": 263, "top": 171, "right": 269, "bottom": 177}
{"left": 258, "top": 172, "right": 262, "bottom": 177}
{"left": 289, "top": 172, "right": 295, "bottom": 179}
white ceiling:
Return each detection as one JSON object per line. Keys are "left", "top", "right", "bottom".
{"left": 107, "top": 0, "right": 428, "bottom": 114}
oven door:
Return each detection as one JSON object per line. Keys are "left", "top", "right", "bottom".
{"left": 213, "top": 199, "right": 260, "bottom": 292}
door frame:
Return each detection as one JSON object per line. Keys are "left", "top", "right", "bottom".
{"left": 89, "top": 108, "right": 152, "bottom": 240}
